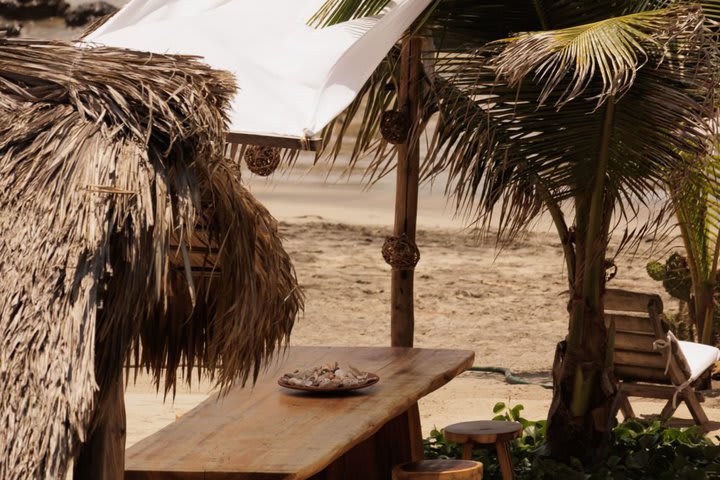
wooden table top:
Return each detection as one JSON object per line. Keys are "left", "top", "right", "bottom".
{"left": 125, "top": 346, "right": 474, "bottom": 480}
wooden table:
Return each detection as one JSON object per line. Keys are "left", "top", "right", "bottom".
{"left": 125, "top": 346, "right": 474, "bottom": 480}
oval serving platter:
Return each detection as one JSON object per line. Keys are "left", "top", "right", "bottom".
{"left": 277, "top": 372, "right": 379, "bottom": 392}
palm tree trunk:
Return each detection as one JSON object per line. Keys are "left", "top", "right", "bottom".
{"left": 546, "top": 100, "right": 618, "bottom": 463}
{"left": 698, "top": 282, "right": 715, "bottom": 344}
{"left": 546, "top": 204, "right": 617, "bottom": 463}
{"left": 536, "top": 178, "right": 575, "bottom": 291}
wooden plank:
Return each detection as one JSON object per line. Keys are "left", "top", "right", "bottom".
{"left": 391, "top": 36, "right": 423, "bottom": 348}
{"left": 225, "top": 132, "right": 323, "bottom": 151}
{"left": 660, "top": 399, "right": 678, "bottom": 421}
{"left": 620, "top": 395, "right": 635, "bottom": 419}
{"left": 406, "top": 403, "right": 424, "bottom": 462}
{"left": 605, "top": 288, "right": 663, "bottom": 313}
{"left": 615, "top": 365, "right": 669, "bottom": 384}
{"left": 168, "top": 245, "right": 221, "bottom": 256}
{"left": 125, "top": 347, "right": 474, "bottom": 480}
{"left": 614, "top": 332, "right": 657, "bottom": 353}
{"left": 126, "top": 472, "right": 284, "bottom": 480}
{"left": 605, "top": 314, "right": 655, "bottom": 335}
{"left": 685, "top": 393, "right": 710, "bottom": 431}
{"left": 169, "top": 250, "right": 220, "bottom": 269}
{"left": 619, "top": 382, "right": 677, "bottom": 399}
{"left": 170, "top": 229, "right": 215, "bottom": 250}
{"left": 315, "top": 404, "right": 421, "bottom": 480}
{"left": 614, "top": 350, "right": 666, "bottom": 370}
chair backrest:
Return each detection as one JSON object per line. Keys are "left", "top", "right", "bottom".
{"left": 604, "top": 289, "right": 686, "bottom": 385}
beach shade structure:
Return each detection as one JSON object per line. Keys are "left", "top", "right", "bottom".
{"left": 87, "top": 0, "right": 435, "bottom": 347}
{"left": 0, "top": 41, "right": 302, "bottom": 479}
{"left": 86, "top": 0, "right": 433, "bottom": 148}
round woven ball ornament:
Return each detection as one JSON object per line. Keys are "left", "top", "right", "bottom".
{"left": 380, "top": 109, "right": 410, "bottom": 144}
{"left": 244, "top": 145, "right": 281, "bottom": 176}
{"left": 382, "top": 234, "right": 420, "bottom": 269}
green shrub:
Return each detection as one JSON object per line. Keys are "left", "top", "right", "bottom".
{"left": 424, "top": 403, "right": 720, "bottom": 479}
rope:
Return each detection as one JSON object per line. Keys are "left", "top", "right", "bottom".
{"left": 652, "top": 337, "right": 673, "bottom": 376}
{"left": 652, "top": 331, "right": 692, "bottom": 408}
{"left": 469, "top": 366, "right": 553, "bottom": 389}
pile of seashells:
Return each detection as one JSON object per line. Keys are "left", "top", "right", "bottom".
{"left": 280, "top": 362, "right": 372, "bottom": 389}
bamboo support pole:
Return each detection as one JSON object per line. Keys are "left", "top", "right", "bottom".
{"left": 391, "top": 36, "right": 422, "bottom": 347}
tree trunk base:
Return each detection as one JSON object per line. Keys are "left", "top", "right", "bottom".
{"left": 547, "top": 340, "right": 618, "bottom": 465}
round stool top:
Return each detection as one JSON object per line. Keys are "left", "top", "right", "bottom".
{"left": 393, "top": 460, "right": 483, "bottom": 480}
{"left": 444, "top": 420, "right": 523, "bottom": 444}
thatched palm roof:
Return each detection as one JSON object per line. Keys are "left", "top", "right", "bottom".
{"left": 0, "top": 40, "right": 302, "bottom": 479}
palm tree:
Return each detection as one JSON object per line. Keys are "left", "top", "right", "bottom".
{"left": 665, "top": 144, "right": 720, "bottom": 346}
{"left": 312, "top": 0, "right": 719, "bottom": 463}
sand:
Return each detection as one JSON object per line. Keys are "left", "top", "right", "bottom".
{"left": 124, "top": 155, "right": 720, "bottom": 449}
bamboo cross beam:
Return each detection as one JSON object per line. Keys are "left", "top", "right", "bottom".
{"left": 390, "top": 36, "right": 423, "bottom": 348}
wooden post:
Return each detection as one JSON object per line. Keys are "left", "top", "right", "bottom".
{"left": 391, "top": 36, "right": 422, "bottom": 347}
{"left": 73, "top": 374, "right": 126, "bottom": 480}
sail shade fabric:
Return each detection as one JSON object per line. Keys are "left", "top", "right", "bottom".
{"left": 87, "top": 0, "right": 432, "bottom": 143}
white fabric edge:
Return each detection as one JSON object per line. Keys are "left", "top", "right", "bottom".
{"left": 677, "top": 340, "right": 720, "bottom": 381}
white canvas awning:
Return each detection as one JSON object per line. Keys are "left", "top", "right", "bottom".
{"left": 86, "top": 0, "right": 432, "bottom": 148}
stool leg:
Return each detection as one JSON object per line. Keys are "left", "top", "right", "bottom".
{"left": 496, "top": 441, "right": 514, "bottom": 480}
{"left": 461, "top": 441, "right": 473, "bottom": 460}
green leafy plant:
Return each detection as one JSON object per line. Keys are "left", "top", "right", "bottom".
{"left": 492, "top": 402, "right": 546, "bottom": 454}
{"left": 647, "top": 252, "right": 720, "bottom": 344}
{"left": 424, "top": 403, "right": 720, "bottom": 479}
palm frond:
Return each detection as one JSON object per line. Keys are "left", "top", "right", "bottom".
{"left": 421, "top": 5, "right": 718, "bottom": 243}
{"left": 308, "top": 0, "right": 394, "bottom": 27}
{"left": 493, "top": 8, "right": 692, "bottom": 107}
{"left": 314, "top": 46, "right": 400, "bottom": 172}
{"left": 307, "top": 0, "right": 683, "bottom": 179}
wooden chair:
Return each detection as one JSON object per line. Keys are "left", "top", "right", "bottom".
{"left": 605, "top": 288, "right": 720, "bottom": 432}
{"left": 392, "top": 459, "right": 483, "bottom": 480}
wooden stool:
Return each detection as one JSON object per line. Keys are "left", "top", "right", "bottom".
{"left": 392, "top": 459, "right": 483, "bottom": 480}
{"left": 443, "top": 421, "right": 522, "bottom": 480}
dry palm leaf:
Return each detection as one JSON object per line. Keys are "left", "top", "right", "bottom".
{"left": 0, "top": 40, "right": 302, "bottom": 480}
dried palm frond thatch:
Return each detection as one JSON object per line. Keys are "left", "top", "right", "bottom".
{"left": 0, "top": 40, "right": 302, "bottom": 479}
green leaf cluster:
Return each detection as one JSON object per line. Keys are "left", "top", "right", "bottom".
{"left": 647, "top": 253, "right": 693, "bottom": 303}
{"left": 424, "top": 403, "right": 720, "bottom": 479}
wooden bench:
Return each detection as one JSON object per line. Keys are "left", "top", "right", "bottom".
{"left": 124, "top": 346, "right": 475, "bottom": 480}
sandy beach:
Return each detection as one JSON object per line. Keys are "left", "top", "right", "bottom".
{"left": 124, "top": 154, "right": 720, "bottom": 448}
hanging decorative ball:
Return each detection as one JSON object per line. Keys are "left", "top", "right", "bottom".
{"left": 382, "top": 234, "right": 420, "bottom": 270}
{"left": 244, "top": 145, "right": 281, "bottom": 176}
{"left": 380, "top": 109, "right": 410, "bottom": 144}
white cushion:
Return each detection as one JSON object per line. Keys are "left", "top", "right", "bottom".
{"left": 678, "top": 340, "right": 720, "bottom": 381}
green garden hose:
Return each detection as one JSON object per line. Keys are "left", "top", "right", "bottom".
{"left": 469, "top": 366, "right": 553, "bottom": 389}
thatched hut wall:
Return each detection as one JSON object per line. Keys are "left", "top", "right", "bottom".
{"left": 0, "top": 41, "right": 302, "bottom": 479}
